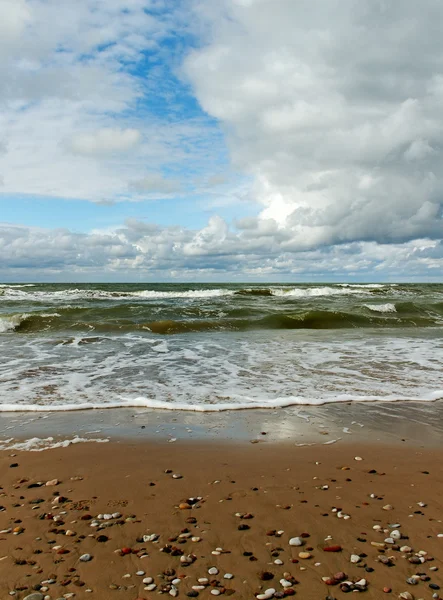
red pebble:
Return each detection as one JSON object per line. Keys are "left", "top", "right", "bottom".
{"left": 323, "top": 545, "right": 342, "bottom": 552}
{"left": 324, "top": 579, "right": 338, "bottom": 586}
{"left": 383, "top": 587, "right": 392, "bottom": 593}
{"left": 283, "top": 590, "right": 295, "bottom": 596}
{"left": 121, "top": 547, "right": 132, "bottom": 555}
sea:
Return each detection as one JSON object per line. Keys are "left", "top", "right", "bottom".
{"left": 0, "top": 282, "right": 442, "bottom": 412}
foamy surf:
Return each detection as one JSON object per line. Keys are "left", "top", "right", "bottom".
{"left": 363, "top": 303, "right": 397, "bottom": 313}
{"left": 0, "top": 436, "right": 109, "bottom": 451}
{"left": 0, "top": 390, "right": 442, "bottom": 413}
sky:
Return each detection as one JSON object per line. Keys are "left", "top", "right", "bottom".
{"left": 0, "top": 0, "right": 442, "bottom": 282}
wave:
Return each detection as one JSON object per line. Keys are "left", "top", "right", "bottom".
{"left": 0, "top": 287, "right": 235, "bottom": 301}
{"left": 2, "top": 307, "right": 441, "bottom": 334}
{"left": 142, "top": 310, "right": 439, "bottom": 334}
{"left": 0, "top": 284, "right": 404, "bottom": 302}
{"left": 0, "top": 313, "right": 60, "bottom": 333}
{"left": 0, "top": 283, "right": 36, "bottom": 288}
{"left": 363, "top": 303, "right": 397, "bottom": 313}
{"left": 0, "top": 390, "right": 442, "bottom": 413}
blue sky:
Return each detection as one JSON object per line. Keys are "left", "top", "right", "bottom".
{"left": 0, "top": 0, "right": 442, "bottom": 281}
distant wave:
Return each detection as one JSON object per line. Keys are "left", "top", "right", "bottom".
{"left": 0, "top": 284, "right": 396, "bottom": 301}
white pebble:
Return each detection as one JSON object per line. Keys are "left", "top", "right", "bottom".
{"left": 210, "top": 590, "right": 221, "bottom": 596}
{"left": 224, "top": 574, "right": 234, "bottom": 580}
{"left": 142, "top": 577, "right": 153, "bottom": 584}
{"left": 208, "top": 567, "right": 219, "bottom": 575}
{"left": 289, "top": 537, "right": 303, "bottom": 546}
{"left": 350, "top": 554, "right": 361, "bottom": 563}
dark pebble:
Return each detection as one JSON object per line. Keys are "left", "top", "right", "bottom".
{"left": 430, "top": 584, "right": 440, "bottom": 590}
{"left": 10, "top": 463, "right": 19, "bottom": 468}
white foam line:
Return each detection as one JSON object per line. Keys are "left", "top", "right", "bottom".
{"left": 0, "top": 436, "right": 109, "bottom": 451}
{"left": 0, "top": 391, "right": 442, "bottom": 413}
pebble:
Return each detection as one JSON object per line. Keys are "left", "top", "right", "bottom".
{"left": 224, "top": 574, "right": 234, "bottom": 580}
{"left": 79, "top": 554, "right": 93, "bottom": 562}
{"left": 45, "top": 479, "right": 58, "bottom": 486}
{"left": 208, "top": 567, "right": 219, "bottom": 575}
{"left": 170, "top": 586, "right": 179, "bottom": 597}
{"left": 145, "top": 584, "right": 157, "bottom": 591}
{"left": 172, "top": 474, "right": 183, "bottom": 479}
{"left": 211, "top": 591, "right": 221, "bottom": 596}
{"left": 143, "top": 577, "right": 153, "bottom": 584}
{"left": 298, "top": 552, "right": 311, "bottom": 559}
{"left": 398, "top": 593, "right": 414, "bottom": 600}
{"left": 289, "top": 537, "right": 304, "bottom": 547}
{"left": 24, "top": 595, "right": 45, "bottom": 600}
{"left": 350, "top": 554, "right": 361, "bottom": 563}
{"left": 391, "top": 530, "right": 402, "bottom": 540}
{"left": 354, "top": 456, "right": 363, "bottom": 461}
{"left": 383, "top": 588, "right": 392, "bottom": 593}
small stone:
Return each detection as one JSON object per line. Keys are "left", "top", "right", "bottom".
{"left": 170, "top": 586, "right": 179, "bottom": 597}
{"left": 383, "top": 505, "right": 394, "bottom": 511}
{"left": 354, "top": 456, "right": 363, "bottom": 461}
{"left": 143, "top": 577, "right": 153, "bottom": 584}
{"left": 350, "top": 555, "right": 361, "bottom": 564}
{"left": 23, "top": 595, "right": 44, "bottom": 600}
{"left": 208, "top": 567, "right": 219, "bottom": 575}
{"left": 383, "top": 588, "right": 392, "bottom": 593}
{"left": 79, "top": 554, "right": 93, "bottom": 562}
{"left": 211, "top": 591, "right": 221, "bottom": 596}
{"left": 45, "top": 479, "right": 59, "bottom": 486}
{"left": 391, "top": 530, "right": 402, "bottom": 540}
{"left": 398, "top": 593, "right": 414, "bottom": 600}
{"left": 289, "top": 537, "right": 303, "bottom": 547}
{"left": 323, "top": 546, "right": 342, "bottom": 553}
{"left": 400, "top": 546, "right": 413, "bottom": 553}
{"left": 298, "top": 552, "right": 311, "bottom": 559}
{"left": 172, "top": 474, "right": 183, "bottom": 479}
{"left": 224, "top": 574, "right": 234, "bottom": 580}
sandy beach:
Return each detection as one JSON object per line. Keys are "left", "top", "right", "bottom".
{"left": 1, "top": 438, "right": 443, "bottom": 600}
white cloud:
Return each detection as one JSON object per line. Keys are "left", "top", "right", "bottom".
{"left": 0, "top": 0, "right": 226, "bottom": 203}
{"left": 184, "top": 0, "right": 443, "bottom": 248}
{"left": 69, "top": 128, "right": 142, "bottom": 156}
{"left": 1, "top": 220, "right": 442, "bottom": 281}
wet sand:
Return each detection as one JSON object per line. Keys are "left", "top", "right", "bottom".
{"left": 2, "top": 399, "right": 443, "bottom": 448}
{"left": 1, "top": 441, "right": 443, "bottom": 599}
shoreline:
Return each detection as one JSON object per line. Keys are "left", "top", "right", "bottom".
{"left": 1, "top": 399, "right": 443, "bottom": 449}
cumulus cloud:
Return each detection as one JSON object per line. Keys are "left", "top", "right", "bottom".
{"left": 1, "top": 220, "right": 441, "bottom": 281}
{"left": 69, "top": 128, "right": 142, "bottom": 156}
{"left": 184, "top": 0, "right": 443, "bottom": 248}
{"left": 0, "top": 0, "right": 226, "bottom": 203}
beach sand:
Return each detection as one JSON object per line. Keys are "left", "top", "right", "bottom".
{"left": 1, "top": 440, "right": 443, "bottom": 600}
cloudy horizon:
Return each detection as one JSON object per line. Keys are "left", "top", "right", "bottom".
{"left": 1, "top": 0, "right": 442, "bottom": 282}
